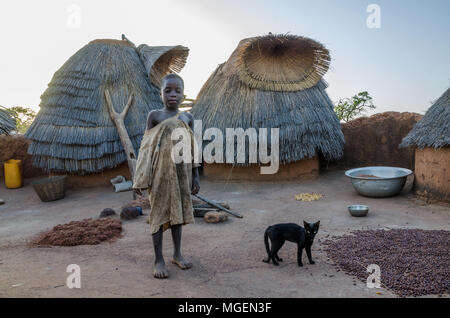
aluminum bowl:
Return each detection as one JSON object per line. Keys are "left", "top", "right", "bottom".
{"left": 345, "top": 166, "right": 413, "bottom": 198}
{"left": 348, "top": 205, "right": 369, "bottom": 217}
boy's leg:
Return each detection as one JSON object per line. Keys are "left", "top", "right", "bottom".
{"left": 171, "top": 224, "right": 192, "bottom": 270}
{"left": 152, "top": 226, "right": 169, "bottom": 278}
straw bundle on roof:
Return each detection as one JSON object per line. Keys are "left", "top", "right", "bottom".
{"left": 25, "top": 38, "right": 188, "bottom": 174}
{"left": 137, "top": 45, "right": 189, "bottom": 87}
{"left": 230, "top": 34, "right": 330, "bottom": 92}
{"left": 400, "top": 87, "right": 450, "bottom": 149}
{"left": 191, "top": 33, "right": 344, "bottom": 164}
{"left": 0, "top": 106, "right": 16, "bottom": 135}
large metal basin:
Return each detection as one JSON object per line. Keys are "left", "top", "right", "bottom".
{"left": 345, "top": 166, "right": 413, "bottom": 198}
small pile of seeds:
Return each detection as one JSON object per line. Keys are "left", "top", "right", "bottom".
{"left": 30, "top": 218, "right": 122, "bottom": 247}
{"left": 295, "top": 192, "right": 323, "bottom": 202}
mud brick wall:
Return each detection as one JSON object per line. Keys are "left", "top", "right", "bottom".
{"left": 337, "top": 112, "right": 423, "bottom": 170}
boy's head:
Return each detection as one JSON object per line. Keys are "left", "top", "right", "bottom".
{"left": 161, "top": 73, "right": 184, "bottom": 109}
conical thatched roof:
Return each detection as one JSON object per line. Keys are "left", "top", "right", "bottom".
{"left": 191, "top": 34, "right": 344, "bottom": 164}
{"left": 0, "top": 106, "right": 16, "bottom": 135}
{"left": 400, "top": 88, "right": 450, "bottom": 149}
{"left": 25, "top": 38, "right": 188, "bottom": 174}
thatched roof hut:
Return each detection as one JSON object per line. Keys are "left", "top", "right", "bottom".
{"left": 25, "top": 38, "right": 188, "bottom": 174}
{"left": 400, "top": 88, "right": 450, "bottom": 202}
{"left": 400, "top": 88, "right": 450, "bottom": 149}
{"left": 0, "top": 106, "right": 16, "bottom": 135}
{"left": 191, "top": 34, "right": 344, "bottom": 180}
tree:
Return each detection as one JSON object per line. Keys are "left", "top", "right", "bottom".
{"left": 6, "top": 106, "right": 37, "bottom": 134}
{"left": 334, "top": 91, "right": 376, "bottom": 122}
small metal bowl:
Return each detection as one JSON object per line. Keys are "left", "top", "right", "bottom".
{"left": 348, "top": 205, "right": 369, "bottom": 217}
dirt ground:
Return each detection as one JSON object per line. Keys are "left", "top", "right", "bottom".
{"left": 0, "top": 170, "right": 448, "bottom": 298}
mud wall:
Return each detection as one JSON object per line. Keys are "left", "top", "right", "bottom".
{"left": 337, "top": 112, "right": 423, "bottom": 169}
{"left": 52, "top": 163, "right": 131, "bottom": 189}
{"left": 0, "top": 135, "right": 45, "bottom": 179}
{"left": 203, "top": 156, "right": 319, "bottom": 181}
{"left": 414, "top": 147, "right": 450, "bottom": 202}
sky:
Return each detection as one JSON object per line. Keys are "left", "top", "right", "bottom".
{"left": 0, "top": 0, "right": 449, "bottom": 116}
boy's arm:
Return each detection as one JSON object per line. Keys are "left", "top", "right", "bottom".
{"left": 146, "top": 110, "right": 156, "bottom": 130}
{"left": 186, "top": 112, "right": 195, "bottom": 131}
{"left": 191, "top": 167, "right": 200, "bottom": 195}
{"left": 187, "top": 112, "right": 200, "bottom": 195}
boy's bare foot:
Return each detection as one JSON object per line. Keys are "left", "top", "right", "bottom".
{"left": 153, "top": 261, "right": 169, "bottom": 279}
{"left": 171, "top": 255, "right": 192, "bottom": 270}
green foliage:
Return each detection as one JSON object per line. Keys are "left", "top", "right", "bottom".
{"left": 6, "top": 106, "right": 36, "bottom": 134}
{"left": 334, "top": 91, "right": 376, "bottom": 122}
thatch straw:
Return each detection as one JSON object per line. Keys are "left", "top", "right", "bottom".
{"left": 137, "top": 45, "right": 189, "bottom": 87}
{"left": 25, "top": 38, "right": 188, "bottom": 174}
{"left": 223, "top": 33, "right": 330, "bottom": 92}
{"left": 191, "top": 34, "right": 343, "bottom": 164}
{"left": 400, "top": 87, "right": 450, "bottom": 149}
{"left": 0, "top": 106, "right": 16, "bottom": 135}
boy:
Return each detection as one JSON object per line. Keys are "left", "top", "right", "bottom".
{"left": 133, "top": 73, "right": 200, "bottom": 279}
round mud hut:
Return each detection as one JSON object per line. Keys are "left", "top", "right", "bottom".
{"left": 400, "top": 87, "right": 450, "bottom": 202}
{"left": 191, "top": 34, "right": 344, "bottom": 181}
{"left": 0, "top": 106, "right": 16, "bottom": 135}
{"left": 25, "top": 38, "right": 188, "bottom": 186}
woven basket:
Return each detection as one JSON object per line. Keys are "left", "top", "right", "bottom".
{"left": 31, "top": 176, "right": 67, "bottom": 202}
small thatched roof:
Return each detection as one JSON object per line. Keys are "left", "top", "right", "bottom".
{"left": 400, "top": 87, "right": 450, "bottom": 149}
{"left": 137, "top": 45, "right": 189, "bottom": 87}
{"left": 0, "top": 106, "right": 16, "bottom": 135}
{"left": 25, "top": 38, "right": 188, "bottom": 174}
{"left": 191, "top": 34, "right": 344, "bottom": 164}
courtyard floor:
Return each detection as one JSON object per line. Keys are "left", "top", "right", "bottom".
{"left": 0, "top": 169, "right": 448, "bottom": 297}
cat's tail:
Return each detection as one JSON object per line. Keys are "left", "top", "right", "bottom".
{"left": 263, "top": 226, "right": 271, "bottom": 263}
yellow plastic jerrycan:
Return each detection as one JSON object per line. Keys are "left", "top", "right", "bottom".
{"left": 4, "top": 159, "right": 23, "bottom": 189}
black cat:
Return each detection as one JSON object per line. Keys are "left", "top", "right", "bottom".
{"left": 263, "top": 221, "right": 320, "bottom": 266}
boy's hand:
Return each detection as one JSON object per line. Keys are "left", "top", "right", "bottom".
{"left": 191, "top": 177, "right": 200, "bottom": 195}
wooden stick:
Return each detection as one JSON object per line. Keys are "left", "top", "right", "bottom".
{"left": 193, "top": 202, "right": 230, "bottom": 210}
{"left": 193, "top": 207, "right": 219, "bottom": 211}
{"left": 120, "top": 94, "right": 134, "bottom": 120}
{"left": 193, "top": 194, "right": 243, "bottom": 218}
{"left": 104, "top": 89, "right": 137, "bottom": 180}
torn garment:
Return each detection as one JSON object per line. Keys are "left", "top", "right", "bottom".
{"left": 133, "top": 115, "right": 200, "bottom": 234}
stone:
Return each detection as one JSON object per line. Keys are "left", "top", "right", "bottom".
{"left": 120, "top": 206, "right": 140, "bottom": 220}
{"left": 193, "top": 208, "right": 216, "bottom": 218}
{"left": 203, "top": 211, "right": 228, "bottom": 223}
{"left": 99, "top": 208, "right": 116, "bottom": 218}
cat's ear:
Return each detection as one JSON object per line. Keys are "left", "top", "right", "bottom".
{"left": 303, "top": 220, "right": 308, "bottom": 228}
